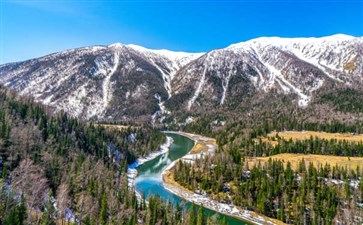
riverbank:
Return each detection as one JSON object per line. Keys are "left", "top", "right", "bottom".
{"left": 127, "top": 136, "right": 173, "bottom": 190}
{"left": 162, "top": 131, "right": 285, "bottom": 225}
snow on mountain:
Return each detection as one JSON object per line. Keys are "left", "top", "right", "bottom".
{"left": 0, "top": 34, "right": 362, "bottom": 121}
{"left": 0, "top": 43, "right": 202, "bottom": 121}
{"left": 170, "top": 34, "right": 362, "bottom": 110}
{"left": 127, "top": 44, "right": 203, "bottom": 97}
{"left": 229, "top": 34, "right": 362, "bottom": 81}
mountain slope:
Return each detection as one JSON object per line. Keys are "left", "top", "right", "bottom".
{"left": 0, "top": 34, "right": 362, "bottom": 121}
{"left": 169, "top": 34, "right": 363, "bottom": 111}
{"left": 0, "top": 44, "right": 202, "bottom": 121}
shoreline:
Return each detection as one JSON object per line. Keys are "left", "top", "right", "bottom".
{"left": 127, "top": 136, "right": 173, "bottom": 191}
{"left": 162, "top": 131, "right": 284, "bottom": 225}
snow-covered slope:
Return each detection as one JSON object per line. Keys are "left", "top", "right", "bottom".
{"left": 0, "top": 34, "right": 362, "bottom": 121}
{"left": 0, "top": 44, "right": 202, "bottom": 120}
{"left": 170, "top": 34, "right": 362, "bottom": 109}
{"left": 126, "top": 44, "right": 203, "bottom": 97}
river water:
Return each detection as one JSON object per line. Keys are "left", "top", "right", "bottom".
{"left": 134, "top": 132, "right": 250, "bottom": 225}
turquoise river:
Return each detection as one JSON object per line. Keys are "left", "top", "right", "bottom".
{"left": 134, "top": 132, "right": 251, "bottom": 225}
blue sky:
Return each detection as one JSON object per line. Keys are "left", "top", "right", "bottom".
{"left": 1, "top": 0, "right": 363, "bottom": 64}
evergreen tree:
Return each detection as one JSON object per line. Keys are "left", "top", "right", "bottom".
{"left": 99, "top": 191, "right": 108, "bottom": 225}
{"left": 1, "top": 164, "right": 6, "bottom": 179}
{"left": 197, "top": 205, "right": 204, "bottom": 225}
{"left": 17, "top": 195, "right": 27, "bottom": 225}
{"left": 189, "top": 202, "right": 196, "bottom": 225}
{"left": 41, "top": 192, "right": 56, "bottom": 225}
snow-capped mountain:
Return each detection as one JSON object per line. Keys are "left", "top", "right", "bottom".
{"left": 170, "top": 34, "right": 362, "bottom": 110}
{"left": 0, "top": 43, "right": 202, "bottom": 120}
{"left": 0, "top": 34, "right": 362, "bottom": 121}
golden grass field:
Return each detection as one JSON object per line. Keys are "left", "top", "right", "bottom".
{"left": 246, "top": 153, "right": 363, "bottom": 171}
{"left": 190, "top": 143, "right": 204, "bottom": 154}
{"left": 260, "top": 131, "right": 363, "bottom": 147}
{"left": 270, "top": 131, "right": 363, "bottom": 141}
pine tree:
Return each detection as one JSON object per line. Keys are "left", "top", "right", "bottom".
{"left": 1, "top": 164, "right": 6, "bottom": 179}
{"left": 197, "top": 205, "right": 204, "bottom": 225}
{"left": 4, "top": 207, "right": 18, "bottom": 225}
{"left": 220, "top": 217, "right": 228, "bottom": 225}
{"left": 99, "top": 191, "right": 108, "bottom": 225}
{"left": 360, "top": 177, "right": 363, "bottom": 200}
{"left": 41, "top": 192, "right": 56, "bottom": 225}
{"left": 344, "top": 179, "right": 350, "bottom": 200}
{"left": 83, "top": 215, "right": 93, "bottom": 225}
{"left": 17, "top": 195, "right": 27, "bottom": 225}
{"left": 189, "top": 202, "right": 196, "bottom": 225}
{"left": 278, "top": 200, "right": 285, "bottom": 222}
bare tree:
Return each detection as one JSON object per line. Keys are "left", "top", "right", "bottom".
{"left": 56, "top": 183, "right": 71, "bottom": 224}
{"left": 10, "top": 159, "right": 49, "bottom": 209}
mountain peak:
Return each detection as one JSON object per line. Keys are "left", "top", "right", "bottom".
{"left": 108, "top": 43, "right": 124, "bottom": 48}
{"left": 127, "top": 44, "right": 204, "bottom": 60}
{"left": 227, "top": 34, "right": 359, "bottom": 50}
{"left": 328, "top": 33, "right": 356, "bottom": 40}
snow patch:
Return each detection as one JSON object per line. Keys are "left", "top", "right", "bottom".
{"left": 102, "top": 50, "right": 120, "bottom": 114}
{"left": 188, "top": 55, "right": 211, "bottom": 110}
{"left": 220, "top": 71, "right": 232, "bottom": 105}
{"left": 264, "top": 60, "right": 310, "bottom": 107}
{"left": 151, "top": 94, "right": 170, "bottom": 124}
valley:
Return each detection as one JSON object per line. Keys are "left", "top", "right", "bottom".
{"left": 159, "top": 130, "right": 363, "bottom": 224}
{"left": 132, "top": 132, "right": 253, "bottom": 225}
{"left": 161, "top": 132, "right": 285, "bottom": 225}
{"left": 1, "top": 34, "right": 363, "bottom": 225}
{"left": 2, "top": 0, "right": 363, "bottom": 224}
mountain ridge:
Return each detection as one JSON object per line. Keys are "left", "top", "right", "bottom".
{"left": 3, "top": 33, "right": 360, "bottom": 66}
{"left": 0, "top": 34, "right": 362, "bottom": 122}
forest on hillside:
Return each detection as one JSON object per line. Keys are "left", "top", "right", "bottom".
{"left": 0, "top": 86, "right": 216, "bottom": 225}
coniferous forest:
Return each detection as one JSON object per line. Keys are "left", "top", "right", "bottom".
{"left": 0, "top": 86, "right": 212, "bottom": 225}
{"left": 2, "top": 82, "right": 363, "bottom": 224}
{"left": 2, "top": 81, "right": 363, "bottom": 224}
{"left": 172, "top": 116, "right": 363, "bottom": 224}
